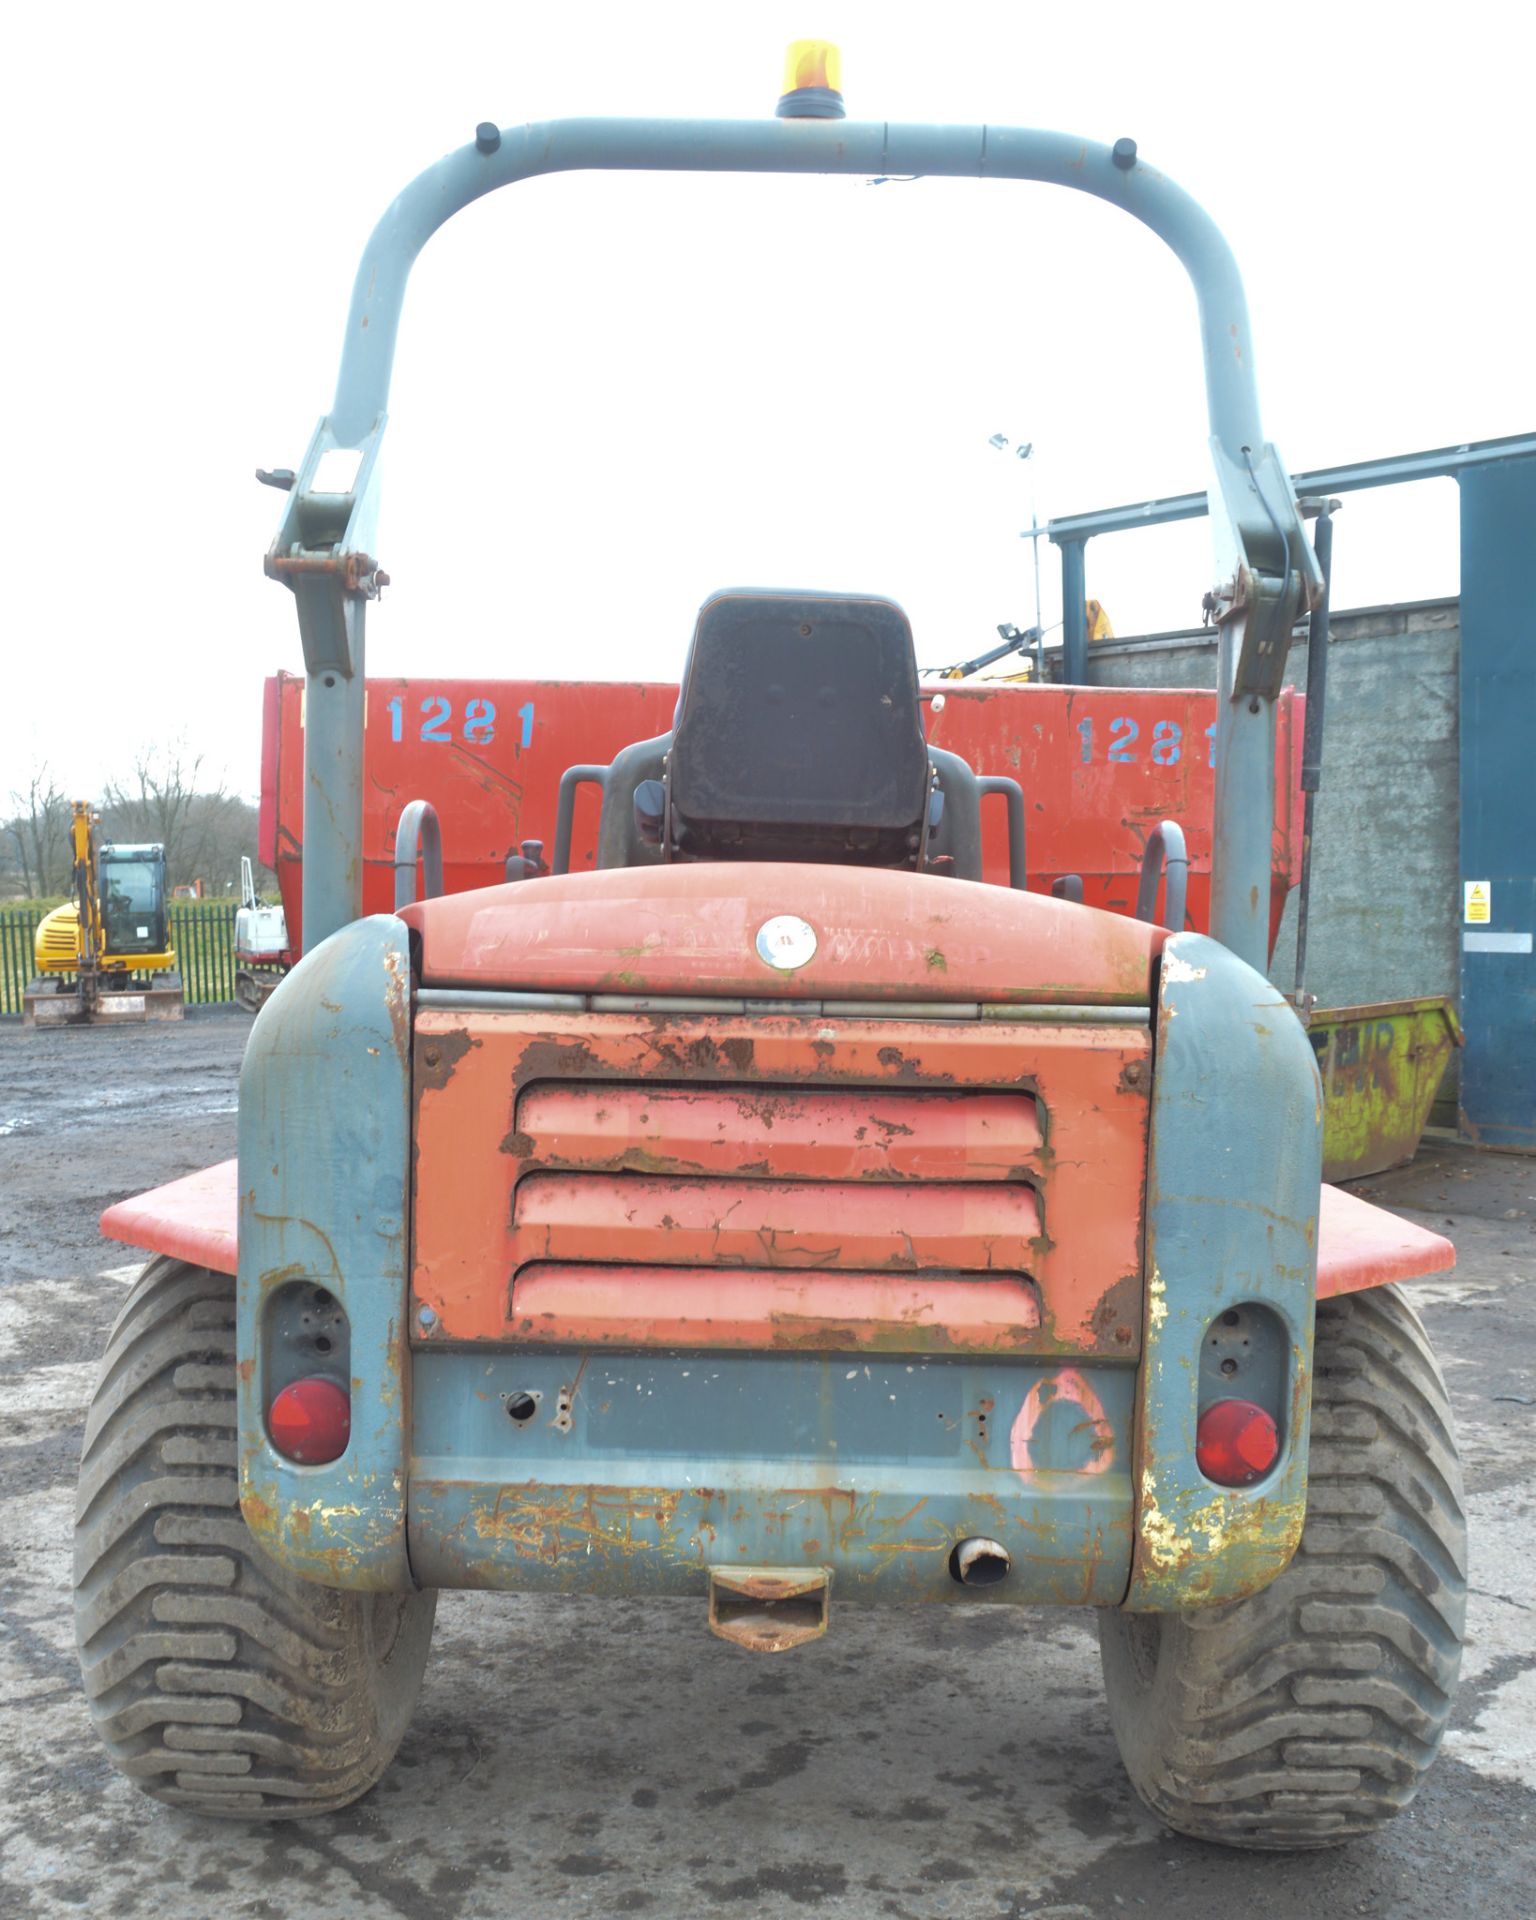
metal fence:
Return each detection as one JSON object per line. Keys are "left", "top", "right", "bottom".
{"left": 170, "top": 904, "right": 240, "bottom": 1005}
{"left": 0, "top": 902, "right": 242, "bottom": 1014}
{"left": 0, "top": 908, "right": 40, "bottom": 1016}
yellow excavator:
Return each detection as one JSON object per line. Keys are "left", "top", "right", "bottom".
{"left": 26, "top": 803, "right": 183, "bottom": 1025}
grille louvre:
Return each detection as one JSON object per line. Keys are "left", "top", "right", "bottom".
{"left": 508, "top": 1263, "right": 1043, "bottom": 1352}
{"left": 510, "top": 1169, "right": 1040, "bottom": 1277}
{"left": 514, "top": 1082, "right": 1041, "bottom": 1182}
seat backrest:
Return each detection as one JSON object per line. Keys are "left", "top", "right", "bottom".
{"left": 556, "top": 587, "right": 1019, "bottom": 886}
{"left": 667, "top": 588, "right": 930, "bottom": 864}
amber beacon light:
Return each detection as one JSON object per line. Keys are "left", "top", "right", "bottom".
{"left": 776, "top": 39, "right": 845, "bottom": 119}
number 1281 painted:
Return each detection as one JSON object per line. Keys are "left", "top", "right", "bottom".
{"left": 1077, "top": 717, "right": 1217, "bottom": 768}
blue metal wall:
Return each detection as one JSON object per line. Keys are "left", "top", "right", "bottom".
{"left": 1458, "top": 456, "right": 1536, "bottom": 1150}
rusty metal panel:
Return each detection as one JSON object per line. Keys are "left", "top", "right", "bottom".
{"left": 510, "top": 1171, "right": 1038, "bottom": 1273}
{"left": 1310, "top": 996, "right": 1463, "bottom": 1182}
{"left": 235, "top": 916, "right": 414, "bottom": 1591}
{"left": 515, "top": 1082, "right": 1042, "bottom": 1180}
{"left": 508, "top": 1266, "right": 1044, "bottom": 1353}
{"left": 1127, "top": 934, "right": 1322, "bottom": 1611}
{"left": 411, "top": 1011, "right": 1150, "bottom": 1356}
{"left": 263, "top": 672, "right": 1302, "bottom": 955}
{"left": 406, "top": 1348, "right": 1134, "bottom": 1606}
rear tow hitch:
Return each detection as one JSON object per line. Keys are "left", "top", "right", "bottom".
{"left": 708, "top": 1566, "right": 831, "bottom": 1653}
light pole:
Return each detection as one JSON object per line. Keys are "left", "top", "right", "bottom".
{"left": 988, "top": 433, "right": 1045, "bottom": 679}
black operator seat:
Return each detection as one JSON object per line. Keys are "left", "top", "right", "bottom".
{"left": 553, "top": 588, "right": 1023, "bottom": 886}
{"left": 668, "top": 589, "right": 930, "bottom": 864}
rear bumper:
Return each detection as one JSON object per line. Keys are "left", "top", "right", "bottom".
{"left": 407, "top": 1348, "right": 1133, "bottom": 1605}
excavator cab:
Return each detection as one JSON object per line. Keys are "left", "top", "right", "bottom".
{"left": 97, "top": 844, "right": 169, "bottom": 960}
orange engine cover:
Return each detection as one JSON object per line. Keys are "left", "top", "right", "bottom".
{"left": 399, "top": 862, "right": 1165, "bottom": 1006}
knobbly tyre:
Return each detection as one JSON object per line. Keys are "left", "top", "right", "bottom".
{"left": 76, "top": 46, "right": 1465, "bottom": 1848}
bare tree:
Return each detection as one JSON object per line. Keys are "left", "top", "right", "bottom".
{"left": 3, "top": 767, "right": 73, "bottom": 897}
{"left": 102, "top": 745, "right": 224, "bottom": 891}
{"left": 1, "top": 752, "right": 271, "bottom": 902}
{"left": 181, "top": 792, "right": 266, "bottom": 895}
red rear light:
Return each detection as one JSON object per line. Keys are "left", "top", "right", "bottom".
{"left": 268, "top": 1377, "right": 351, "bottom": 1464}
{"left": 1195, "top": 1398, "right": 1279, "bottom": 1487}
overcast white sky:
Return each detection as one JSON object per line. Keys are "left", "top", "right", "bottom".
{"left": 3, "top": 1, "right": 1529, "bottom": 802}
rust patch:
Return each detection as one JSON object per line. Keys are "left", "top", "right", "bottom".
{"left": 511, "top": 1037, "right": 604, "bottom": 1088}
{"left": 875, "top": 1045, "right": 938, "bottom": 1083}
{"left": 383, "top": 944, "right": 412, "bottom": 1061}
{"left": 414, "top": 1025, "right": 478, "bottom": 1093}
{"left": 1090, "top": 1270, "right": 1143, "bottom": 1353}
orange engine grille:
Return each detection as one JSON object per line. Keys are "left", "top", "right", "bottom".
{"left": 409, "top": 1010, "right": 1149, "bottom": 1355}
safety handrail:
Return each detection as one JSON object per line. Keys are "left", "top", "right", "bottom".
{"left": 975, "top": 776, "right": 1028, "bottom": 890}
{"left": 392, "top": 800, "right": 444, "bottom": 910}
{"left": 1135, "top": 820, "right": 1189, "bottom": 932}
{"left": 553, "top": 766, "right": 611, "bottom": 876}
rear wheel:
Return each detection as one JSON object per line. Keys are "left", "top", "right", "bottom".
{"left": 1098, "top": 1284, "right": 1466, "bottom": 1849}
{"left": 74, "top": 1258, "right": 436, "bottom": 1818}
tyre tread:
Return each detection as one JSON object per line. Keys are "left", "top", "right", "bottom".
{"left": 1099, "top": 1284, "right": 1466, "bottom": 1849}
{"left": 73, "top": 1257, "right": 433, "bottom": 1820}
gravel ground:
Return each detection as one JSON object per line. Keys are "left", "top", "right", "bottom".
{"left": 1, "top": 1010, "right": 1533, "bottom": 1919}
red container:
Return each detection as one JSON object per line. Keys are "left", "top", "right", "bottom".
{"left": 259, "top": 671, "right": 1303, "bottom": 956}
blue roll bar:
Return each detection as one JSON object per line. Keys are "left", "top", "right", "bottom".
{"left": 268, "top": 114, "right": 1320, "bottom": 970}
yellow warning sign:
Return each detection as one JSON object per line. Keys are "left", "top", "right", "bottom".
{"left": 1464, "top": 880, "right": 1492, "bottom": 925}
